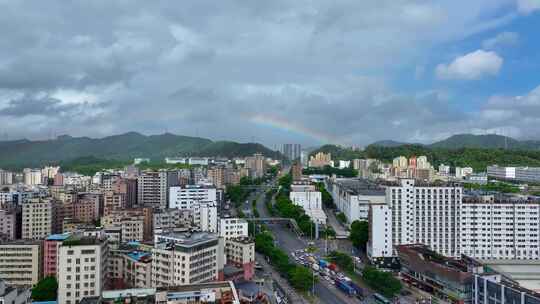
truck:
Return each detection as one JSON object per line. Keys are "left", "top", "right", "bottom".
{"left": 348, "top": 282, "right": 364, "bottom": 299}
{"left": 335, "top": 279, "right": 355, "bottom": 296}
{"left": 319, "top": 259, "right": 328, "bottom": 268}
{"left": 312, "top": 263, "right": 320, "bottom": 272}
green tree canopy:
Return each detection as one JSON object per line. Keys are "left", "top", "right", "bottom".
{"left": 350, "top": 220, "right": 369, "bottom": 249}
{"left": 31, "top": 276, "right": 58, "bottom": 302}
{"left": 362, "top": 266, "right": 402, "bottom": 298}
{"left": 289, "top": 266, "right": 317, "bottom": 291}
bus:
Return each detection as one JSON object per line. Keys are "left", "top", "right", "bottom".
{"left": 373, "top": 293, "right": 391, "bottom": 304}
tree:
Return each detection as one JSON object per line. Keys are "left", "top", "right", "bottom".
{"left": 32, "top": 276, "right": 58, "bottom": 301}
{"left": 289, "top": 266, "right": 316, "bottom": 291}
{"left": 362, "top": 266, "right": 402, "bottom": 298}
{"left": 336, "top": 212, "right": 347, "bottom": 224}
{"left": 350, "top": 220, "right": 369, "bottom": 249}
{"left": 328, "top": 251, "right": 354, "bottom": 272}
{"left": 316, "top": 183, "right": 336, "bottom": 209}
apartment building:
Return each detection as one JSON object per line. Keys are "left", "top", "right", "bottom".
{"left": 369, "top": 178, "right": 540, "bottom": 262}
{"left": 328, "top": 178, "right": 386, "bottom": 224}
{"left": 169, "top": 185, "right": 217, "bottom": 209}
{"left": 224, "top": 237, "right": 255, "bottom": 281}
{"left": 113, "top": 178, "right": 137, "bottom": 208}
{"left": 43, "top": 233, "right": 71, "bottom": 278}
{"left": 159, "top": 170, "right": 180, "bottom": 209}
{"left": 370, "top": 179, "right": 462, "bottom": 258}
{"left": 102, "top": 211, "right": 146, "bottom": 242}
{"left": 245, "top": 153, "right": 266, "bottom": 178}
{"left": 219, "top": 218, "right": 248, "bottom": 240}
{"left": 153, "top": 208, "right": 192, "bottom": 231}
{"left": 109, "top": 248, "right": 152, "bottom": 289}
{"left": 57, "top": 236, "right": 109, "bottom": 304}
{"left": 0, "top": 209, "right": 17, "bottom": 240}
{"left": 460, "top": 195, "right": 540, "bottom": 260}
{"left": 367, "top": 203, "right": 393, "bottom": 260}
{"left": 0, "top": 241, "right": 42, "bottom": 287}
{"left": 0, "top": 170, "right": 14, "bottom": 185}
{"left": 22, "top": 169, "right": 41, "bottom": 186}
{"left": 137, "top": 171, "right": 161, "bottom": 207}
{"left": 207, "top": 166, "right": 225, "bottom": 189}
{"left": 22, "top": 198, "right": 57, "bottom": 240}
{"left": 169, "top": 185, "right": 218, "bottom": 232}
{"left": 308, "top": 152, "right": 331, "bottom": 168}
{"left": 289, "top": 186, "right": 327, "bottom": 225}
{"left": 152, "top": 232, "right": 221, "bottom": 287}
{"left": 103, "top": 191, "right": 126, "bottom": 217}
{"left": 74, "top": 193, "right": 103, "bottom": 223}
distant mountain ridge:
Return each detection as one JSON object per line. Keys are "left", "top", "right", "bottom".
{"left": 0, "top": 132, "right": 281, "bottom": 169}
{"left": 370, "top": 134, "right": 540, "bottom": 150}
{"left": 370, "top": 140, "right": 413, "bottom": 147}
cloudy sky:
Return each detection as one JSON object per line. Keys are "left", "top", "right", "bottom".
{"left": 1, "top": 1, "right": 540, "bottom": 147}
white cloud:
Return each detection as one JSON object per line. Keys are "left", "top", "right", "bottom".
{"left": 482, "top": 31, "right": 519, "bottom": 49}
{"left": 436, "top": 50, "right": 503, "bottom": 80}
{"left": 516, "top": 0, "right": 540, "bottom": 14}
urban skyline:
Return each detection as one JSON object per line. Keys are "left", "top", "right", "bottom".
{"left": 0, "top": 2, "right": 540, "bottom": 146}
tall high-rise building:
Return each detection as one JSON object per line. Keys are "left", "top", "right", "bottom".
{"left": 207, "top": 166, "right": 225, "bottom": 188}
{"left": 0, "top": 170, "right": 13, "bottom": 185}
{"left": 22, "top": 168, "right": 42, "bottom": 186}
{"left": 114, "top": 178, "right": 137, "bottom": 208}
{"left": 308, "top": 152, "right": 331, "bottom": 168}
{"left": 282, "top": 144, "right": 301, "bottom": 160}
{"left": 245, "top": 153, "right": 266, "bottom": 178}
{"left": 159, "top": 170, "right": 180, "bottom": 209}
{"left": 137, "top": 171, "right": 160, "bottom": 207}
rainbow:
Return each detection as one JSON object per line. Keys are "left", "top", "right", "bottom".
{"left": 249, "top": 114, "right": 336, "bottom": 144}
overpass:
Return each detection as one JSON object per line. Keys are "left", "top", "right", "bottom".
{"left": 248, "top": 217, "right": 304, "bottom": 237}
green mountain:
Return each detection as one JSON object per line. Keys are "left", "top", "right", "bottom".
{"left": 310, "top": 143, "right": 540, "bottom": 172}
{"left": 309, "top": 144, "right": 365, "bottom": 161}
{"left": 369, "top": 134, "right": 540, "bottom": 150}
{"left": 427, "top": 134, "right": 540, "bottom": 150}
{"left": 371, "top": 140, "right": 412, "bottom": 147}
{"left": 0, "top": 132, "right": 281, "bottom": 169}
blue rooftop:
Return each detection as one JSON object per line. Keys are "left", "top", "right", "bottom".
{"left": 33, "top": 301, "right": 57, "bottom": 304}
{"left": 46, "top": 233, "right": 71, "bottom": 241}
{"left": 126, "top": 251, "right": 151, "bottom": 262}
{"left": 127, "top": 241, "right": 140, "bottom": 246}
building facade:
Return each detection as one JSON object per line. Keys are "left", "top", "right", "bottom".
{"left": 0, "top": 241, "right": 42, "bottom": 287}
{"left": 152, "top": 232, "right": 221, "bottom": 287}
{"left": 57, "top": 236, "right": 109, "bottom": 304}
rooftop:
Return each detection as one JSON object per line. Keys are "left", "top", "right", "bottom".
{"left": 155, "top": 231, "right": 219, "bottom": 248}
{"left": 332, "top": 178, "right": 386, "bottom": 196}
{"left": 397, "top": 244, "right": 482, "bottom": 282}
{"left": 46, "top": 233, "right": 71, "bottom": 241}
{"left": 463, "top": 193, "right": 540, "bottom": 204}
{"left": 126, "top": 251, "right": 152, "bottom": 263}
{"left": 481, "top": 259, "right": 540, "bottom": 292}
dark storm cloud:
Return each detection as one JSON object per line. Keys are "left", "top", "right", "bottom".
{"left": 0, "top": 0, "right": 530, "bottom": 145}
{"left": 0, "top": 96, "right": 74, "bottom": 116}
